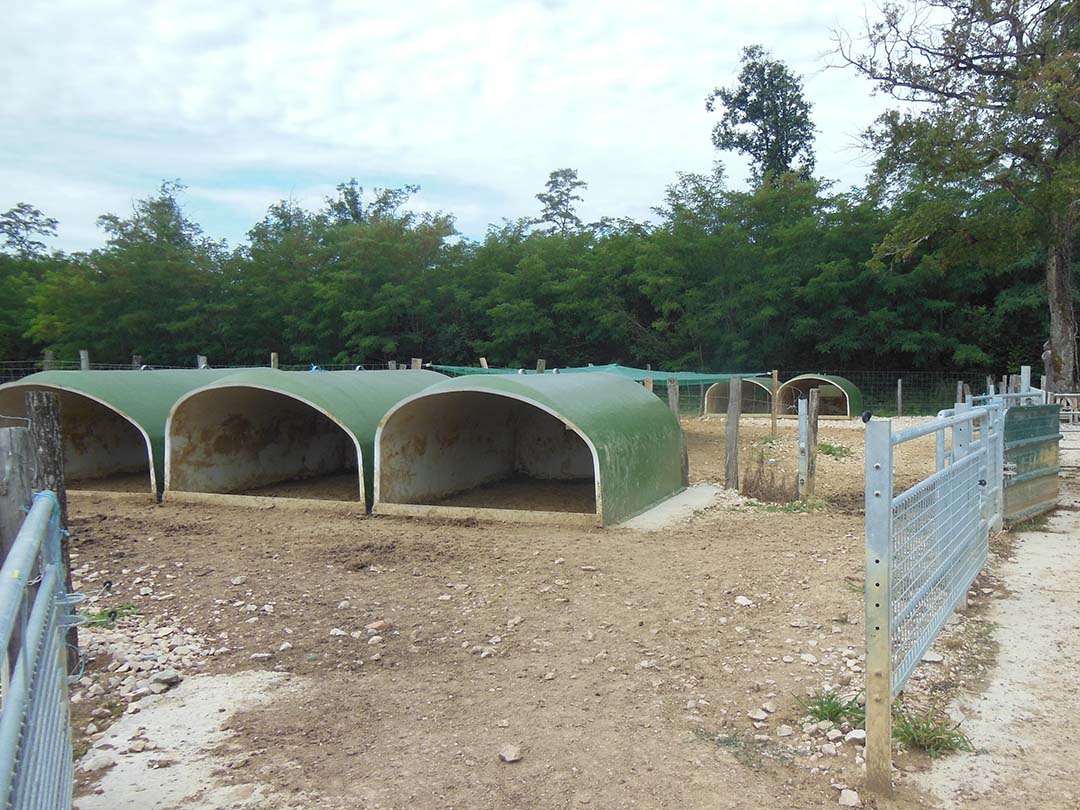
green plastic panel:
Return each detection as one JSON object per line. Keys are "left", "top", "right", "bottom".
{"left": 1004, "top": 404, "right": 1062, "bottom": 523}
{"left": 377, "top": 372, "right": 688, "bottom": 525}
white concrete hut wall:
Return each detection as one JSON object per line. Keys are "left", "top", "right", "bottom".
{"left": 377, "top": 391, "right": 595, "bottom": 507}
{"left": 166, "top": 387, "right": 361, "bottom": 497}
{"left": 0, "top": 386, "right": 150, "bottom": 483}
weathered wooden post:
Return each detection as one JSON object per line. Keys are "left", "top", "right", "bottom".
{"left": 986, "top": 375, "right": 995, "bottom": 396}
{"left": 410, "top": 358, "right": 422, "bottom": 370}
{"left": 0, "top": 427, "right": 32, "bottom": 561}
{"left": 1020, "top": 365, "right": 1031, "bottom": 392}
{"left": 270, "top": 352, "right": 279, "bottom": 369}
{"left": 770, "top": 369, "right": 779, "bottom": 437}
{"left": 896, "top": 378, "right": 902, "bottom": 417}
{"left": 667, "top": 378, "right": 680, "bottom": 416}
{"left": 388, "top": 360, "right": 398, "bottom": 370}
{"left": 955, "top": 380, "right": 964, "bottom": 404}
{"left": 26, "top": 390, "right": 75, "bottom": 669}
{"left": 42, "top": 349, "right": 54, "bottom": 371}
{"left": 79, "top": 349, "right": 90, "bottom": 371}
{"left": 536, "top": 359, "right": 546, "bottom": 374}
{"left": 479, "top": 357, "right": 489, "bottom": 369}
{"left": 725, "top": 377, "right": 742, "bottom": 490}
{"left": 643, "top": 377, "right": 653, "bottom": 393}
{"left": 807, "top": 388, "right": 820, "bottom": 497}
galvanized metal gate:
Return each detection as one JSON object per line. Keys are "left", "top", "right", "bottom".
{"left": 1003, "top": 404, "right": 1062, "bottom": 523}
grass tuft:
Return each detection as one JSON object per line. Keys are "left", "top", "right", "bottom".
{"left": 892, "top": 705, "right": 973, "bottom": 757}
{"left": 82, "top": 603, "right": 141, "bottom": 628}
{"left": 817, "top": 442, "right": 852, "bottom": 459}
{"left": 796, "top": 690, "right": 865, "bottom": 726}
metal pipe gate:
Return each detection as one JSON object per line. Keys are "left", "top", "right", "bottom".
{"left": 863, "top": 402, "right": 1004, "bottom": 794}
{"left": 0, "top": 491, "right": 77, "bottom": 809}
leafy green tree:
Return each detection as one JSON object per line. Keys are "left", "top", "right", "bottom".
{"left": 836, "top": 0, "right": 1080, "bottom": 388}
{"left": 534, "top": 169, "right": 588, "bottom": 235}
{"left": 706, "top": 45, "right": 816, "bottom": 183}
{"left": 30, "top": 182, "right": 227, "bottom": 364}
{"left": 1, "top": 203, "right": 58, "bottom": 258}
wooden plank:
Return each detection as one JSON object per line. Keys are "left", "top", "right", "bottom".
{"left": 725, "top": 378, "right": 741, "bottom": 490}
{"left": 479, "top": 357, "right": 488, "bottom": 369}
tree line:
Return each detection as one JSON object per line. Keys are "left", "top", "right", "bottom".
{"left": 1, "top": 2, "right": 1076, "bottom": 385}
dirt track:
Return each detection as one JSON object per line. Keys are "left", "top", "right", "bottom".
{"left": 66, "top": 417, "right": 1056, "bottom": 809}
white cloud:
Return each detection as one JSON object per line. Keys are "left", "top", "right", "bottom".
{"left": 0, "top": 0, "right": 895, "bottom": 251}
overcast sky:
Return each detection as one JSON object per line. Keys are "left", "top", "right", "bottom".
{"left": 1, "top": 1, "right": 895, "bottom": 252}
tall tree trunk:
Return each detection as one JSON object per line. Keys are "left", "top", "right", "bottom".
{"left": 1047, "top": 203, "right": 1078, "bottom": 391}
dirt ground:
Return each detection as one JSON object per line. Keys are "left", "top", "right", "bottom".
{"left": 65, "top": 416, "right": 1063, "bottom": 809}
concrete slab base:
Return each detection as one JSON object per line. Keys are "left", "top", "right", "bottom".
{"left": 619, "top": 483, "right": 734, "bottom": 530}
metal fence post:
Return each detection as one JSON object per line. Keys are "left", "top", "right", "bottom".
{"left": 797, "top": 398, "right": 808, "bottom": 497}
{"left": 865, "top": 418, "right": 894, "bottom": 796}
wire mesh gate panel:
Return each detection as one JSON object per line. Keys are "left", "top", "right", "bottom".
{"left": 1003, "top": 404, "right": 1062, "bottom": 523}
{"left": 0, "top": 492, "right": 77, "bottom": 810}
{"left": 863, "top": 404, "right": 1003, "bottom": 794}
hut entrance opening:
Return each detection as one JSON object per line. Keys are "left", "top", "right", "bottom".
{"left": 704, "top": 379, "right": 773, "bottom": 415}
{"left": 378, "top": 392, "right": 597, "bottom": 515}
{"left": 777, "top": 380, "right": 850, "bottom": 417}
{"left": 0, "top": 387, "right": 151, "bottom": 492}
{"left": 167, "top": 387, "right": 360, "bottom": 501}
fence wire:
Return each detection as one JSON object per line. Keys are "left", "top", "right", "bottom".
{"left": 889, "top": 451, "right": 985, "bottom": 692}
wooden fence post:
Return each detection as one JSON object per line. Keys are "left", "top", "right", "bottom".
{"left": 79, "top": 349, "right": 90, "bottom": 371}
{"left": 270, "top": 352, "right": 279, "bottom": 369}
{"left": 0, "top": 427, "right": 33, "bottom": 562}
{"left": 536, "top": 359, "right": 546, "bottom": 374}
{"left": 388, "top": 360, "right": 398, "bottom": 370}
{"left": 43, "top": 350, "right": 54, "bottom": 371}
{"left": 725, "top": 377, "right": 742, "bottom": 490}
{"left": 479, "top": 357, "right": 488, "bottom": 369}
{"left": 667, "top": 378, "right": 680, "bottom": 417}
{"left": 643, "top": 377, "right": 653, "bottom": 393}
{"left": 955, "top": 380, "right": 964, "bottom": 404}
{"left": 986, "top": 375, "right": 994, "bottom": 396}
{"left": 197, "top": 355, "right": 208, "bottom": 369}
{"left": 770, "top": 369, "right": 779, "bottom": 438}
{"left": 410, "top": 358, "right": 423, "bottom": 370}
{"left": 26, "top": 391, "right": 76, "bottom": 669}
{"left": 807, "top": 388, "right": 820, "bottom": 497}
{"left": 896, "top": 378, "right": 902, "bottom": 417}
